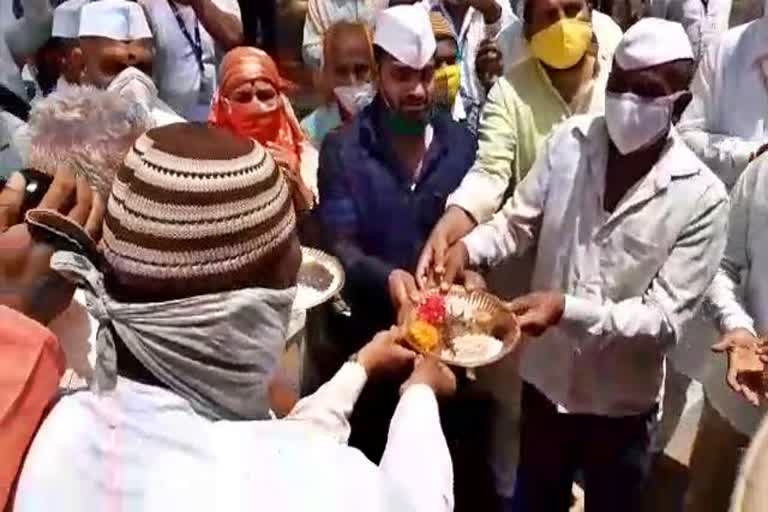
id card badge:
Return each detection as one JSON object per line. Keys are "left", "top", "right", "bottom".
{"left": 198, "top": 63, "right": 215, "bottom": 104}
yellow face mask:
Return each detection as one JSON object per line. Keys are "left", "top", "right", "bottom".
{"left": 529, "top": 17, "right": 593, "bottom": 70}
{"left": 433, "top": 64, "right": 461, "bottom": 108}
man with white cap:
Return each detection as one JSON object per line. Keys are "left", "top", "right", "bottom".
{"left": 138, "top": 0, "right": 243, "bottom": 122}
{"left": 677, "top": 14, "right": 768, "bottom": 190}
{"left": 435, "top": 18, "right": 728, "bottom": 510}
{"left": 316, "top": 5, "right": 489, "bottom": 505}
{"left": 414, "top": 0, "right": 621, "bottom": 499}
{"left": 75, "top": 0, "right": 183, "bottom": 127}
{"left": 27, "top": 0, "right": 87, "bottom": 96}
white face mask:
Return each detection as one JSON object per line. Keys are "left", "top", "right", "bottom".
{"left": 605, "top": 91, "right": 683, "bottom": 155}
{"left": 333, "top": 82, "right": 375, "bottom": 116}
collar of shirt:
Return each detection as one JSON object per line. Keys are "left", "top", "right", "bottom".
{"left": 574, "top": 119, "right": 702, "bottom": 196}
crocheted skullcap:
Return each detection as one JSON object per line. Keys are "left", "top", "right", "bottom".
{"left": 102, "top": 122, "right": 296, "bottom": 300}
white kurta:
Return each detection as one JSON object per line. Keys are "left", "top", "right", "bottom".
{"left": 463, "top": 115, "right": 728, "bottom": 417}
{"left": 0, "top": 0, "right": 51, "bottom": 101}
{"left": 704, "top": 156, "right": 768, "bottom": 435}
{"left": 678, "top": 17, "right": 768, "bottom": 190}
{"left": 646, "top": 0, "right": 732, "bottom": 61}
{"left": 14, "top": 364, "right": 453, "bottom": 512}
{"left": 0, "top": 110, "right": 24, "bottom": 173}
{"left": 139, "top": 0, "right": 241, "bottom": 122}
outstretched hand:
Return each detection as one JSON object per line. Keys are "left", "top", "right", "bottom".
{"left": 712, "top": 328, "right": 767, "bottom": 406}
{"left": 507, "top": 291, "right": 565, "bottom": 337}
{"left": 357, "top": 326, "right": 418, "bottom": 379}
{"left": 416, "top": 206, "right": 476, "bottom": 289}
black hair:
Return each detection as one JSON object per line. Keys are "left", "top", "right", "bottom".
{"left": 523, "top": 0, "right": 593, "bottom": 26}
{"left": 374, "top": 44, "right": 388, "bottom": 64}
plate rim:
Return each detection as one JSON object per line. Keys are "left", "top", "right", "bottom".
{"left": 294, "top": 246, "right": 346, "bottom": 310}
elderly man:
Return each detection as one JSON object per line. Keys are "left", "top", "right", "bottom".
{"left": 12, "top": 123, "right": 458, "bottom": 512}
{"left": 301, "top": 21, "right": 375, "bottom": 149}
{"left": 421, "top": 0, "right": 517, "bottom": 132}
{"left": 139, "top": 0, "right": 243, "bottom": 121}
{"left": 677, "top": 15, "right": 768, "bottom": 190}
{"left": 302, "top": 0, "right": 389, "bottom": 69}
{"left": 688, "top": 154, "right": 768, "bottom": 512}
{"left": 0, "top": 168, "right": 104, "bottom": 510}
{"left": 22, "top": 86, "right": 151, "bottom": 383}
{"left": 75, "top": 0, "right": 184, "bottom": 127}
{"left": 438, "top": 19, "right": 728, "bottom": 510}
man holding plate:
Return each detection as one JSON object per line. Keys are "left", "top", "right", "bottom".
{"left": 438, "top": 19, "right": 729, "bottom": 510}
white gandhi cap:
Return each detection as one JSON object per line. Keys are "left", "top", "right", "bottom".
{"left": 52, "top": 0, "right": 88, "bottom": 39}
{"left": 614, "top": 18, "right": 694, "bottom": 71}
{"left": 373, "top": 5, "right": 436, "bottom": 70}
{"left": 78, "top": 0, "right": 152, "bottom": 41}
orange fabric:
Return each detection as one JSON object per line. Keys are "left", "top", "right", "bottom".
{"left": 0, "top": 306, "right": 65, "bottom": 510}
{"left": 209, "top": 47, "right": 305, "bottom": 167}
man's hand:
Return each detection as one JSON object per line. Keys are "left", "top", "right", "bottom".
{"left": 401, "top": 355, "right": 457, "bottom": 398}
{"left": 461, "top": 269, "right": 487, "bottom": 292}
{"left": 357, "top": 326, "right": 418, "bottom": 379}
{"left": 0, "top": 170, "right": 105, "bottom": 325}
{"left": 388, "top": 269, "right": 420, "bottom": 324}
{"left": 476, "top": 38, "right": 503, "bottom": 94}
{"left": 416, "top": 206, "right": 476, "bottom": 289}
{"left": 440, "top": 241, "right": 470, "bottom": 292}
{"left": 466, "top": 0, "right": 502, "bottom": 24}
{"left": 507, "top": 291, "right": 565, "bottom": 337}
{"left": 712, "top": 328, "right": 767, "bottom": 406}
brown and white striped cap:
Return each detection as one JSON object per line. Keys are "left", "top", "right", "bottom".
{"left": 102, "top": 123, "right": 296, "bottom": 300}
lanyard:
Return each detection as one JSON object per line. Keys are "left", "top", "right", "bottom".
{"left": 168, "top": 0, "right": 204, "bottom": 73}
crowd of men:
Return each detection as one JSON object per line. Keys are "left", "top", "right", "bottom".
{"left": 2, "top": 0, "right": 768, "bottom": 511}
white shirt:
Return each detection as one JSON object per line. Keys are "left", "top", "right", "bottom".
{"left": 463, "top": 115, "right": 729, "bottom": 416}
{"left": 14, "top": 364, "right": 453, "bottom": 512}
{"left": 0, "top": 0, "right": 51, "bottom": 101}
{"left": 704, "top": 157, "right": 768, "bottom": 435}
{"left": 678, "top": 17, "right": 768, "bottom": 191}
{"left": 139, "top": 0, "right": 241, "bottom": 122}
{"left": 647, "top": 0, "right": 731, "bottom": 62}
{"left": 0, "top": 110, "right": 24, "bottom": 173}
{"left": 421, "top": 0, "right": 517, "bottom": 127}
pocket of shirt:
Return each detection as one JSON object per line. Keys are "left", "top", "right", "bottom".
{"left": 602, "top": 230, "right": 665, "bottom": 300}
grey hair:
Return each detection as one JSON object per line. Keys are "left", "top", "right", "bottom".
{"left": 27, "top": 86, "right": 151, "bottom": 199}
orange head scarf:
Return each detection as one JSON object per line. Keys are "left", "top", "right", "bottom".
{"left": 209, "top": 47, "right": 305, "bottom": 166}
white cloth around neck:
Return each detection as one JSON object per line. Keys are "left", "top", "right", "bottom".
{"left": 78, "top": 0, "right": 153, "bottom": 41}
{"left": 373, "top": 4, "right": 436, "bottom": 70}
{"left": 52, "top": 0, "right": 88, "bottom": 39}
{"left": 614, "top": 18, "right": 693, "bottom": 71}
